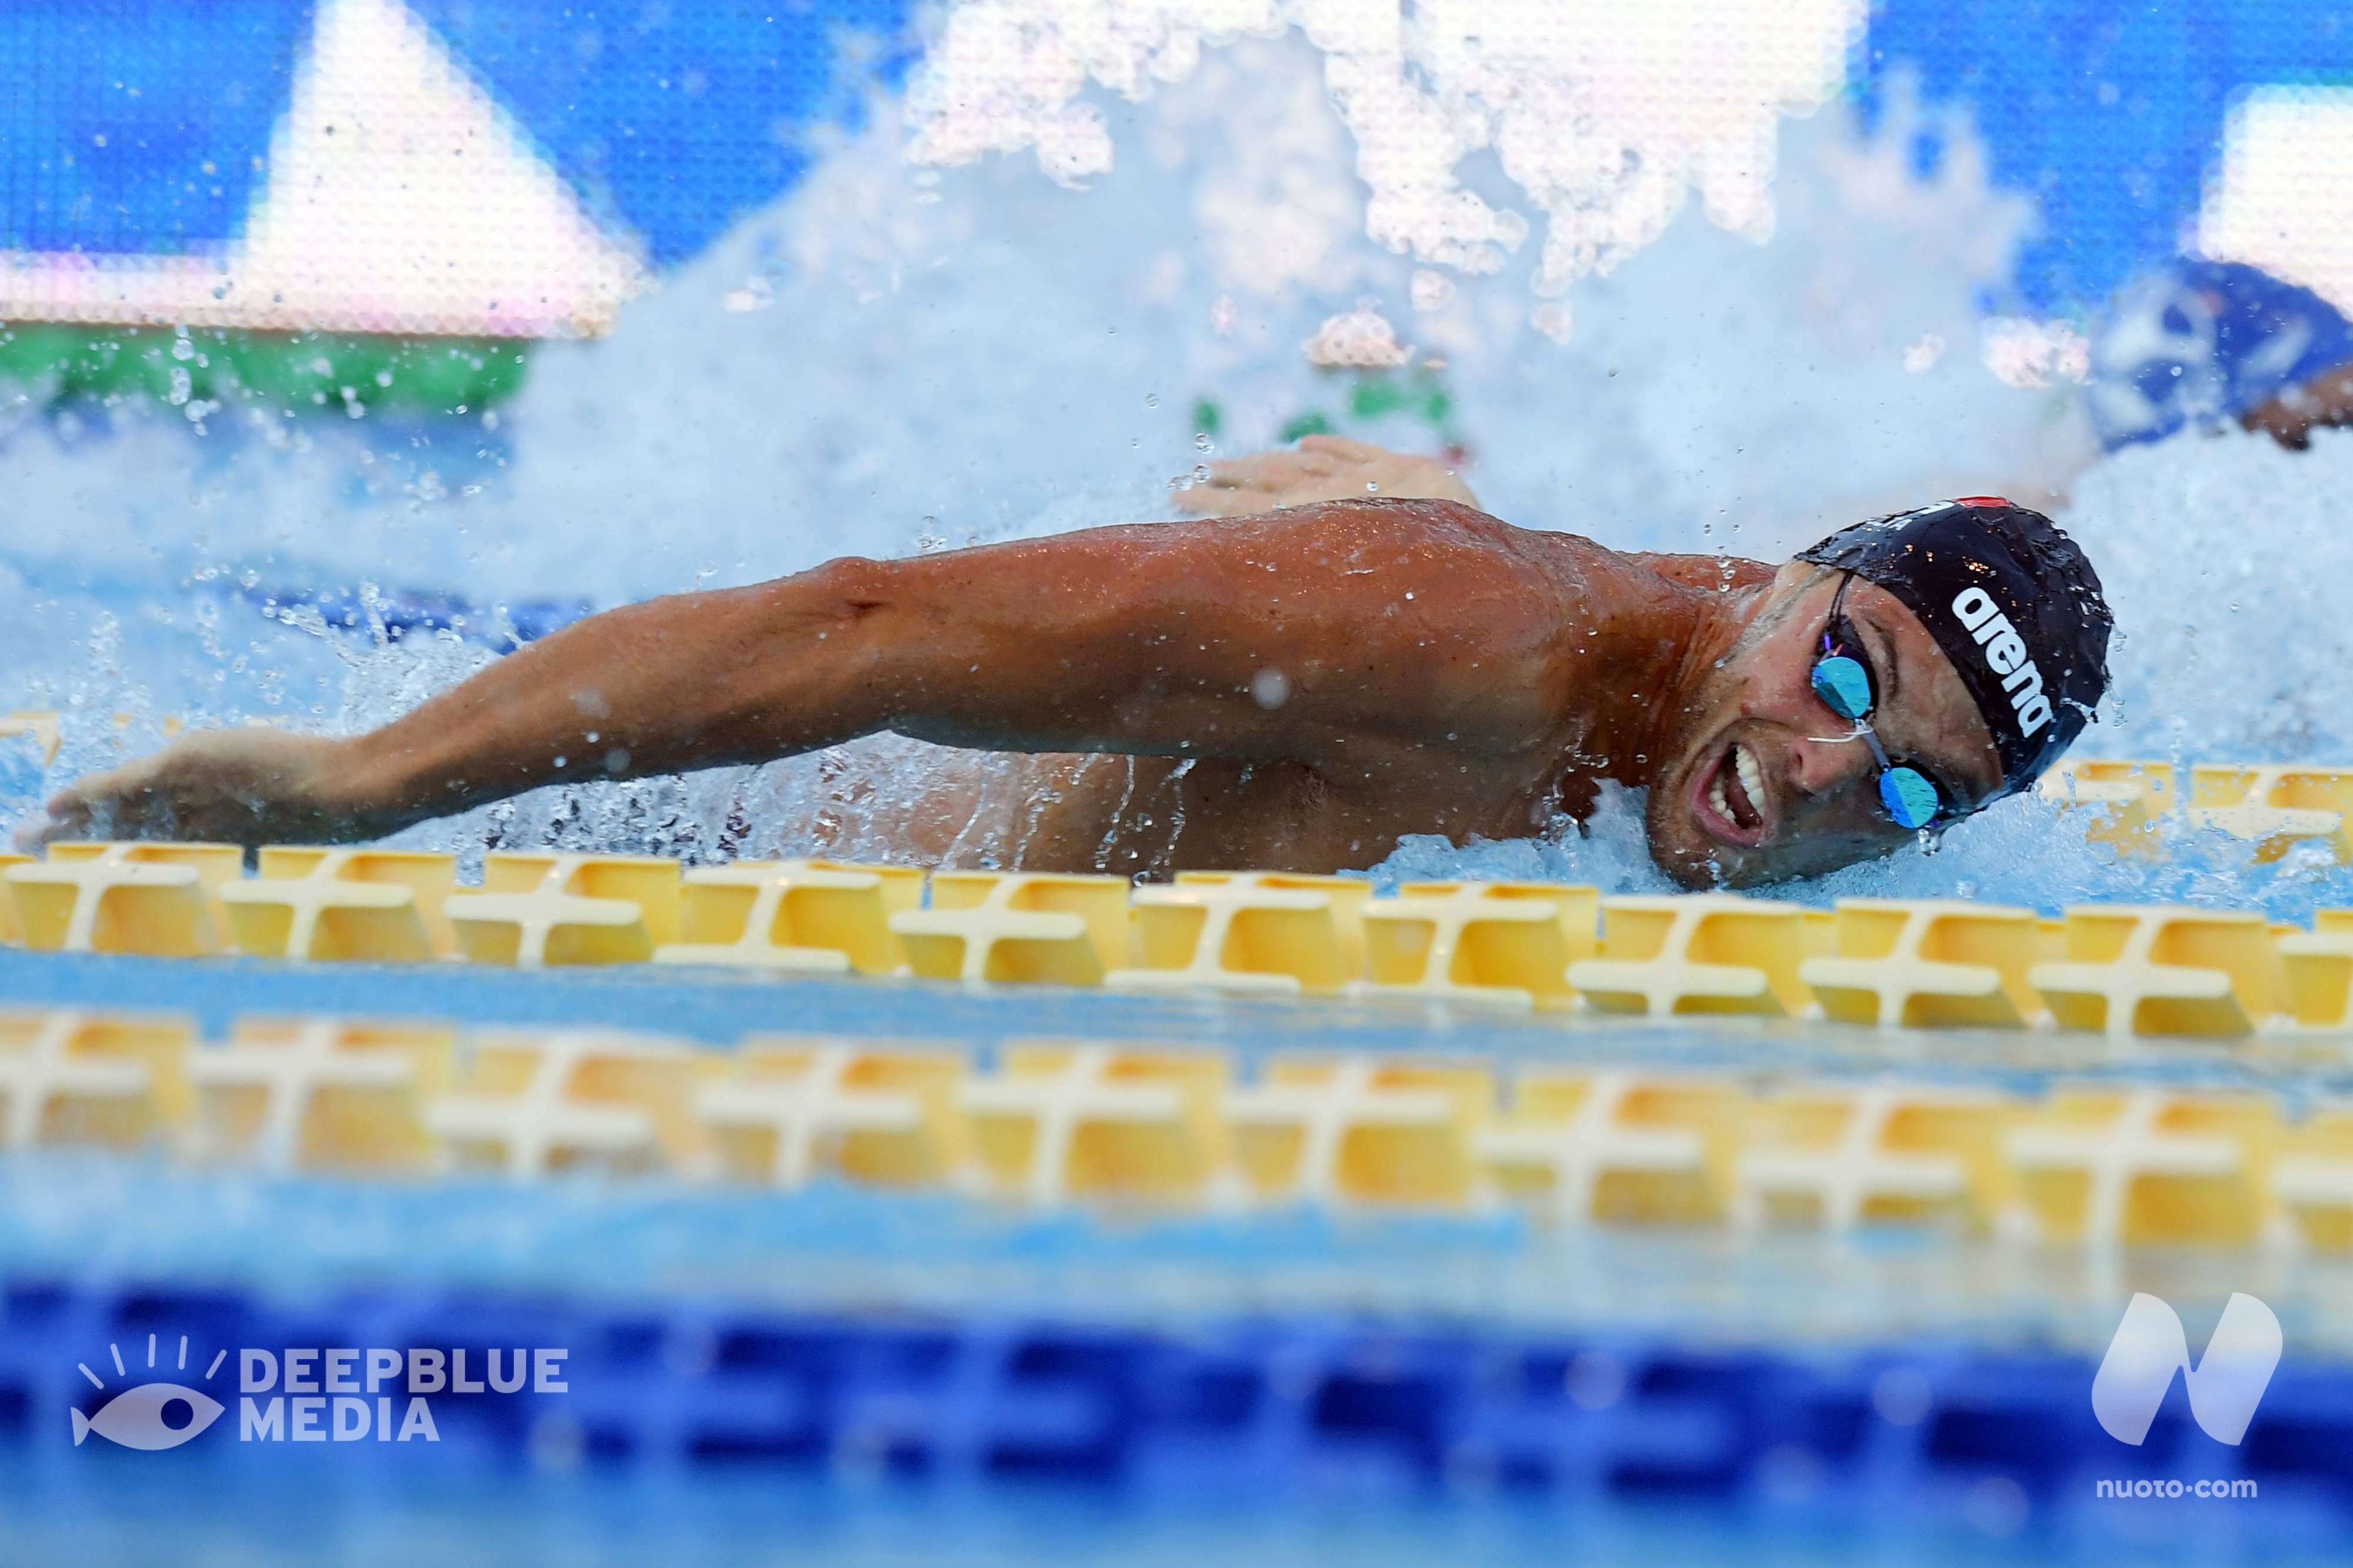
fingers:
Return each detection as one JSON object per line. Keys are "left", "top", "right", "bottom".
{"left": 1197, "top": 459, "right": 1281, "bottom": 491}
{"left": 1214, "top": 451, "right": 1334, "bottom": 486}
{"left": 23, "top": 749, "right": 185, "bottom": 849}
{"left": 1295, "top": 434, "right": 1386, "bottom": 461}
{"left": 6, "top": 730, "right": 347, "bottom": 855}
{"left": 1191, "top": 438, "right": 1374, "bottom": 489}
{"left": 1208, "top": 438, "right": 1377, "bottom": 483}
{"left": 1174, "top": 452, "right": 1319, "bottom": 511}
{"left": 1172, "top": 437, "right": 1418, "bottom": 518}
{"left": 17, "top": 780, "right": 98, "bottom": 852}
{"left": 1171, "top": 486, "right": 1260, "bottom": 518}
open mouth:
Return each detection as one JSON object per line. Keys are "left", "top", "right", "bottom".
{"left": 1694, "top": 739, "right": 1770, "bottom": 846}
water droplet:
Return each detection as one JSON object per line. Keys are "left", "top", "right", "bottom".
{"left": 1144, "top": 393, "right": 1159, "bottom": 408}
{"left": 1194, "top": 432, "right": 1212, "bottom": 452}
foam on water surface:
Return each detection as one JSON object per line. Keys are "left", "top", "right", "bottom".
{"left": 0, "top": 35, "right": 2338, "bottom": 915}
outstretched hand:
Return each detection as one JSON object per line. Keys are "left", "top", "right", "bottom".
{"left": 15, "top": 728, "right": 369, "bottom": 851}
{"left": 1172, "top": 435, "right": 1479, "bottom": 518}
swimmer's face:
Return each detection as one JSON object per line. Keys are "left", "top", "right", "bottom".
{"left": 1648, "top": 566, "right": 2004, "bottom": 889}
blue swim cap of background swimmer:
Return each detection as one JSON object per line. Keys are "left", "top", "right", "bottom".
{"left": 2087, "top": 259, "right": 2353, "bottom": 449}
{"left": 1795, "top": 499, "right": 2113, "bottom": 809}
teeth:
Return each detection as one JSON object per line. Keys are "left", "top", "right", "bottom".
{"left": 1709, "top": 776, "right": 1730, "bottom": 821}
{"left": 1734, "top": 743, "right": 1765, "bottom": 818}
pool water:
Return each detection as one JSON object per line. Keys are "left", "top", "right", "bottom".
{"left": 8, "top": 18, "right": 2353, "bottom": 1564}
{"left": 19, "top": 1466, "right": 2318, "bottom": 1568}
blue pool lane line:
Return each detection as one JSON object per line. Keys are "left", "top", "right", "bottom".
{"left": 4, "top": 1275, "right": 2349, "bottom": 1514}
{"left": 241, "top": 583, "right": 594, "bottom": 650}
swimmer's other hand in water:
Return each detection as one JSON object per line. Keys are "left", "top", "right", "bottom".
{"left": 1174, "top": 435, "right": 1479, "bottom": 517}
{"left": 15, "top": 728, "right": 373, "bottom": 850}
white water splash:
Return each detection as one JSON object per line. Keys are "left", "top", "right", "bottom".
{"left": 5, "top": 40, "right": 2318, "bottom": 916}
{"left": 907, "top": 0, "right": 1866, "bottom": 328}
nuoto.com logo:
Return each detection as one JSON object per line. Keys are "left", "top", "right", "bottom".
{"left": 2089, "top": 1292, "right": 2281, "bottom": 1503}
{"left": 70, "top": 1332, "right": 569, "bottom": 1452}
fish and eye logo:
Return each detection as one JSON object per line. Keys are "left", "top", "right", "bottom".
{"left": 71, "top": 1332, "right": 229, "bottom": 1451}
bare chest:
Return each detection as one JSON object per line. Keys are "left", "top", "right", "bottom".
{"left": 992, "top": 749, "right": 1565, "bottom": 878}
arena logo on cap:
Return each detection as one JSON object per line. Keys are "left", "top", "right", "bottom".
{"left": 1950, "top": 585, "right": 2054, "bottom": 738}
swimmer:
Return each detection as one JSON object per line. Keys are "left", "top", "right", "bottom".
{"left": 18, "top": 436, "right": 2112, "bottom": 888}
{"left": 2089, "top": 258, "right": 2353, "bottom": 452}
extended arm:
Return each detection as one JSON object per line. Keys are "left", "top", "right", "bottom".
{"left": 24, "top": 499, "right": 1574, "bottom": 847}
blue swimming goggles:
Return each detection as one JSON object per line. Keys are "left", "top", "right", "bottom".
{"left": 1809, "top": 573, "right": 1949, "bottom": 832}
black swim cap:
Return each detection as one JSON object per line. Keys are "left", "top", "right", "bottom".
{"left": 1795, "top": 499, "right": 2112, "bottom": 803}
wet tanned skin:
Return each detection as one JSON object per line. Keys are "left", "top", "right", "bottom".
{"left": 21, "top": 445, "right": 2005, "bottom": 887}
{"left": 2244, "top": 362, "right": 2353, "bottom": 449}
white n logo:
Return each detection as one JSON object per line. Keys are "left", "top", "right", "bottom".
{"left": 2091, "top": 1293, "right": 2282, "bottom": 1445}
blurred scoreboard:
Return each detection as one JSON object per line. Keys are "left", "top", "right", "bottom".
{"left": 4, "top": 0, "right": 2353, "bottom": 336}
{"left": 0, "top": 0, "right": 909, "bottom": 336}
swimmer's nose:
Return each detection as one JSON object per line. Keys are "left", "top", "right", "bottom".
{"left": 1787, "top": 728, "right": 1877, "bottom": 800}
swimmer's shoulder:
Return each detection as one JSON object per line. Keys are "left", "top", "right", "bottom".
{"left": 1313, "top": 501, "right": 1775, "bottom": 588}
{"left": 1172, "top": 498, "right": 1770, "bottom": 613}
{"left": 1392, "top": 507, "right": 1777, "bottom": 596}
{"left": 1277, "top": 496, "right": 1615, "bottom": 571}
